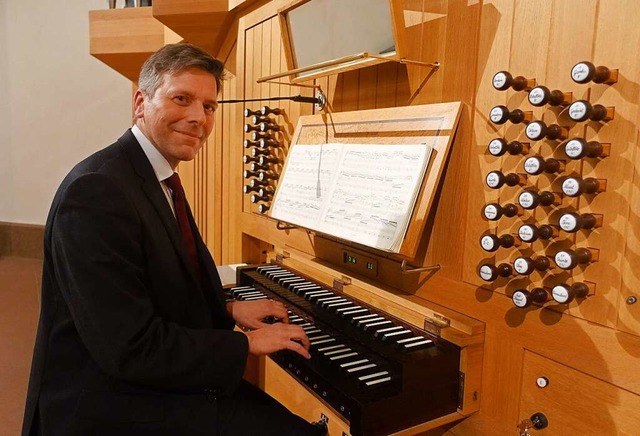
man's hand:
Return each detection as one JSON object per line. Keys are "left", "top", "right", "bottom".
{"left": 227, "top": 299, "right": 289, "bottom": 329}
{"left": 243, "top": 323, "right": 311, "bottom": 359}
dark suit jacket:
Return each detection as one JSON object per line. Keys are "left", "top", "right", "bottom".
{"left": 23, "top": 129, "right": 249, "bottom": 436}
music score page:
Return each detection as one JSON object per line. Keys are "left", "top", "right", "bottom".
{"left": 270, "top": 143, "right": 432, "bottom": 252}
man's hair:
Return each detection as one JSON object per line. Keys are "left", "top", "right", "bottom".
{"left": 138, "top": 43, "right": 224, "bottom": 97}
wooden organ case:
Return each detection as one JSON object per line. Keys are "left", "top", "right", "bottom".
{"left": 89, "top": 0, "right": 640, "bottom": 434}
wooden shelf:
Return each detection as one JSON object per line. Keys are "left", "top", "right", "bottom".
{"left": 89, "top": 7, "right": 168, "bottom": 82}
{"left": 152, "top": 0, "right": 260, "bottom": 55}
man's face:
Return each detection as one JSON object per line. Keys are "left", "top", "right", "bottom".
{"left": 134, "top": 67, "right": 218, "bottom": 169}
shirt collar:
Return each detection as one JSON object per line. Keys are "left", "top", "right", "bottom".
{"left": 132, "top": 124, "right": 175, "bottom": 182}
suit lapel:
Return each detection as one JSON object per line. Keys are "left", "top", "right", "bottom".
{"left": 118, "top": 130, "right": 201, "bottom": 287}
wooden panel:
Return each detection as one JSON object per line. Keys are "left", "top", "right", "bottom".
{"left": 520, "top": 351, "right": 640, "bottom": 435}
{"left": 89, "top": 7, "right": 166, "bottom": 82}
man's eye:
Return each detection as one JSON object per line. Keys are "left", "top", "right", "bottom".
{"left": 174, "top": 96, "right": 187, "bottom": 103}
{"left": 204, "top": 104, "right": 217, "bottom": 113}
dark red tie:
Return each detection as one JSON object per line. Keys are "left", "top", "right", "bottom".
{"left": 164, "top": 173, "right": 200, "bottom": 278}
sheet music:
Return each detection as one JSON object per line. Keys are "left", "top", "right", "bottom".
{"left": 270, "top": 143, "right": 432, "bottom": 253}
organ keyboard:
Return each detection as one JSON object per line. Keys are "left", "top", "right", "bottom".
{"left": 233, "top": 264, "right": 462, "bottom": 436}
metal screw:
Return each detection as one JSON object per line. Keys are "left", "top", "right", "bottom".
{"left": 627, "top": 296, "right": 637, "bottom": 305}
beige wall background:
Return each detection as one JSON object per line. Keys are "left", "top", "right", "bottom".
{"left": 0, "top": 0, "right": 132, "bottom": 226}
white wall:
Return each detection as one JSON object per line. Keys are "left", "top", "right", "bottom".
{"left": 0, "top": 0, "right": 133, "bottom": 225}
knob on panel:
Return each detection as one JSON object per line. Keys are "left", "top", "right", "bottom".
{"left": 486, "top": 171, "right": 526, "bottom": 189}
{"left": 554, "top": 248, "right": 596, "bottom": 270}
{"left": 480, "top": 234, "right": 516, "bottom": 252}
{"left": 523, "top": 156, "right": 564, "bottom": 175}
{"left": 513, "top": 256, "right": 551, "bottom": 275}
{"left": 568, "top": 100, "right": 614, "bottom": 122}
{"left": 528, "top": 85, "right": 572, "bottom": 107}
{"left": 561, "top": 176, "right": 605, "bottom": 197}
{"left": 488, "top": 138, "right": 530, "bottom": 156}
{"left": 260, "top": 106, "right": 282, "bottom": 116}
{"left": 571, "top": 61, "right": 618, "bottom": 84}
{"left": 563, "top": 138, "right": 608, "bottom": 159}
{"left": 558, "top": 212, "right": 602, "bottom": 233}
{"left": 492, "top": 71, "right": 536, "bottom": 91}
{"left": 518, "top": 223, "right": 556, "bottom": 242}
{"left": 517, "top": 190, "right": 560, "bottom": 210}
{"left": 478, "top": 263, "right": 513, "bottom": 281}
{"left": 525, "top": 121, "right": 568, "bottom": 141}
{"left": 483, "top": 203, "right": 522, "bottom": 221}
{"left": 551, "top": 282, "right": 590, "bottom": 303}
{"left": 489, "top": 105, "right": 532, "bottom": 125}
{"left": 513, "top": 287, "right": 549, "bottom": 308}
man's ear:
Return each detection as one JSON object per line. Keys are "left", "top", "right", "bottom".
{"left": 133, "top": 89, "right": 145, "bottom": 119}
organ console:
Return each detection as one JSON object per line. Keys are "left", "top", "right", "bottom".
{"left": 517, "top": 223, "right": 557, "bottom": 243}
{"left": 527, "top": 86, "right": 572, "bottom": 107}
{"left": 232, "top": 264, "right": 462, "bottom": 436}
{"left": 568, "top": 100, "right": 614, "bottom": 123}
{"left": 554, "top": 248, "right": 597, "bottom": 270}
{"left": 482, "top": 202, "right": 522, "bottom": 221}
{"left": 562, "top": 138, "right": 609, "bottom": 160}
{"left": 480, "top": 233, "right": 517, "bottom": 252}
{"left": 523, "top": 156, "right": 564, "bottom": 175}
{"left": 551, "top": 282, "right": 590, "bottom": 304}
{"left": 512, "top": 287, "right": 549, "bottom": 308}
{"left": 558, "top": 212, "right": 602, "bottom": 233}
{"left": 485, "top": 171, "right": 526, "bottom": 189}
{"left": 492, "top": 71, "right": 536, "bottom": 91}
{"left": 489, "top": 105, "right": 532, "bottom": 125}
{"left": 517, "top": 190, "right": 561, "bottom": 210}
{"left": 570, "top": 61, "right": 618, "bottom": 85}
{"left": 561, "top": 176, "right": 605, "bottom": 197}
{"left": 525, "top": 121, "right": 569, "bottom": 141}
{"left": 478, "top": 263, "right": 513, "bottom": 281}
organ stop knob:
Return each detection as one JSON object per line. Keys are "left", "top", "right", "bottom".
{"left": 525, "top": 121, "right": 568, "bottom": 141}
{"left": 571, "top": 61, "right": 618, "bottom": 84}
{"left": 489, "top": 105, "right": 532, "bottom": 125}
{"left": 486, "top": 171, "right": 526, "bottom": 189}
{"left": 483, "top": 203, "right": 522, "bottom": 221}
{"left": 528, "top": 86, "right": 572, "bottom": 107}
{"left": 551, "top": 282, "right": 589, "bottom": 304}
{"left": 517, "top": 224, "right": 556, "bottom": 242}
{"left": 478, "top": 263, "right": 513, "bottom": 281}
{"left": 480, "top": 234, "right": 516, "bottom": 252}
{"left": 492, "top": 71, "right": 536, "bottom": 91}
{"left": 563, "top": 138, "right": 608, "bottom": 159}
{"left": 568, "top": 100, "right": 614, "bottom": 122}
{"left": 558, "top": 212, "right": 601, "bottom": 233}
{"left": 512, "top": 288, "right": 549, "bottom": 308}
{"left": 554, "top": 248, "right": 596, "bottom": 270}
{"left": 488, "top": 138, "right": 529, "bottom": 156}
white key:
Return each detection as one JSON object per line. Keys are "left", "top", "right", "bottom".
{"left": 340, "top": 359, "right": 369, "bottom": 368}
{"left": 358, "top": 371, "right": 389, "bottom": 381}
{"left": 347, "top": 363, "right": 377, "bottom": 373}
{"left": 330, "top": 352, "right": 358, "bottom": 361}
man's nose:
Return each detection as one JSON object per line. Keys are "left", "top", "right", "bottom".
{"left": 187, "top": 103, "right": 206, "bottom": 124}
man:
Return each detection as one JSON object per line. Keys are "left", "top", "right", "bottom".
{"left": 23, "top": 43, "right": 320, "bottom": 436}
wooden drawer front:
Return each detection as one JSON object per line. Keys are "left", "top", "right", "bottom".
{"left": 520, "top": 351, "right": 640, "bottom": 435}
